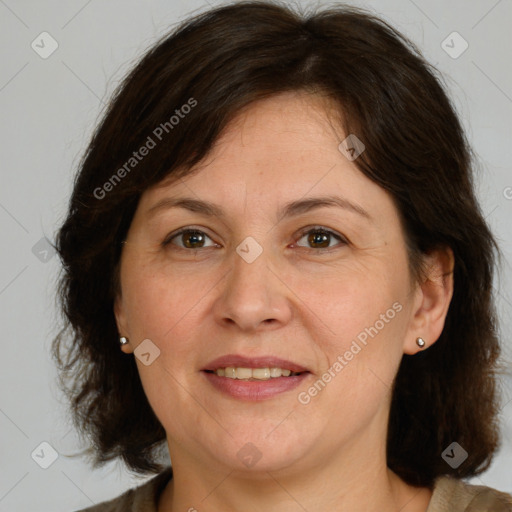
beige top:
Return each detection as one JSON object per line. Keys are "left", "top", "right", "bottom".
{"left": 75, "top": 467, "right": 512, "bottom": 511}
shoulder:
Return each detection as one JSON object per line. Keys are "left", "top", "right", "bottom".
{"left": 73, "top": 467, "right": 173, "bottom": 512}
{"left": 428, "top": 475, "right": 512, "bottom": 512}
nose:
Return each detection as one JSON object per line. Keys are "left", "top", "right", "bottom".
{"left": 212, "top": 245, "right": 293, "bottom": 332}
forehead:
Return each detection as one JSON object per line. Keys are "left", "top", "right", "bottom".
{"left": 137, "top": 91, "right": 398, "bottom": 230}
{"left": 216, "top": 90, "right": 341, "bottom": 146}
{"left": 157, "top": 92, "right": 338, "bottom": 177}
{"left": 147, "top": 92, "right": 363, "bottom": 196}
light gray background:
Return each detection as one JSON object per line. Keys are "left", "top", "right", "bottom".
{"left": 0, "top": 0, "right": 511, "bottom": 510}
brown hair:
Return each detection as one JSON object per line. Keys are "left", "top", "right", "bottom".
{"left": 53, "top": 1, "right": 504, "bottom": 485}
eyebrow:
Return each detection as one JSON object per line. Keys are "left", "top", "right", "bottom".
{"left": 146, "top": 195, "right": 372, "bottom": 222}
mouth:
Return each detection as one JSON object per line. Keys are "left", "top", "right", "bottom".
{"left": 204, "top": 367, "right": 303, "bottom": 380}
{"left": 201, "top": 355, "right": 311, "bottom": 400}
{"left": 202, "top": 354, "right": 309, "bottom": 374}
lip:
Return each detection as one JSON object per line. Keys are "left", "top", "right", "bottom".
{"left": 201, "top": 354, "right": 311, "bottom": 401}
{"left": 202, "top": 354, "right": 309, "bottom": 373}
{"left": 202, "top": 371, "right": 310, "bottom": 401}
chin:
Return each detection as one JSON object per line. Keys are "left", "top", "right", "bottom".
{"left": 203, "top": 429, "right": 311, "bottom": 475}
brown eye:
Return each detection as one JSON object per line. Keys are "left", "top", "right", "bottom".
{"left": 181, "top": 230, "right": 206, "bottom": 248}
{"left": 164, "top": 229, "right": 216, "bottom": 249}
{"left": 296, "top": 228, "right": 345, "bottom": 250}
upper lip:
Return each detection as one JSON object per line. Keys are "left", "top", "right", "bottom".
{"left": 202, "top": 354, "right": 309, "bottom": 373}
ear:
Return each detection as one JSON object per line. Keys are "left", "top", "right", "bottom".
{"left": 114, "top": 293, "right": 134, "bottom": 354}
{"left": 403, "top": 247, "right": 454, "bottom": 355}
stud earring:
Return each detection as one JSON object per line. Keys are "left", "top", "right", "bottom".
{"left": 119, "top": 336, "right": 129, "bottom": 346}
{"left": 416, "top": 337, "right": 426, "bottom": 348}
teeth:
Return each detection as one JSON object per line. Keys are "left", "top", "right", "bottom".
{"left": 252, "top": 368, "right": 270, "bottom": 379}
{"left": 269, "top": 367, "right": 281, "bottom": 377}
{"left": 225, "top": 367, "right": 236, "bottom": 378}
{"left": 214, "top": 367, "right": 300, "bottom": 380}
{"left": 236, "top": 367, "right": 252, "bottom": 379}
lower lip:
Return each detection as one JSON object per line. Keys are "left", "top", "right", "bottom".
{"left": 202, "top": 371, "right": 310, "bottom": 401}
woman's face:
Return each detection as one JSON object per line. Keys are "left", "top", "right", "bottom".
{"left": 115, "top": 91, "right": 440, "bottom": 476}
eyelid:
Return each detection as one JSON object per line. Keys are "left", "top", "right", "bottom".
{"left": 162, "top": 226, "right": 218, "bottom": 248}
{"left": 293, "top": 225, "right": 348, "bottom": 249}
{"left": 162, "top": 225, "right": 348, "bottom": 250}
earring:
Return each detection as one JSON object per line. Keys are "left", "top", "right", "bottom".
{"left": 119, "top": 336, "right": 129, "bottom": 346}
{"left": 416, "top": 337, "right": 426, "bottom": 348}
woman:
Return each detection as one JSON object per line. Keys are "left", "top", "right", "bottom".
{"left": 54, "top": 2, "right": 512, "bottom": 511}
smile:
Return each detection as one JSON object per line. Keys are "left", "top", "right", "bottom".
{"left": 202, "top": 369, "right": 310, "bottom": 401}
{"left": 207, "top": 367, "right": 302, "bottom": 380}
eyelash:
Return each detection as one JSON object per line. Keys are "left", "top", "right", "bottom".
{"left": 162, "top": 226, "right": 348, "bottom": 252}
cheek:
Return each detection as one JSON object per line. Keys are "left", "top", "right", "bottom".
{"left": 121, "top": 267, "right": 217, "bottom": 436}
{"left": 289, "top": 260, "right": 407, "bottom": 344}
{"left": 122, "top": 262, "right": 216, "bottom": 342}
{"left": 288, "top": 259, "right": 409, "bottom": 411}
{"left": 293, "top": 295, "right": 406, "bottom": 438}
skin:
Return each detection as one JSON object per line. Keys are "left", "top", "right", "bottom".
{"left": 115, "top": 91, "right": 454, "bottom": 512}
